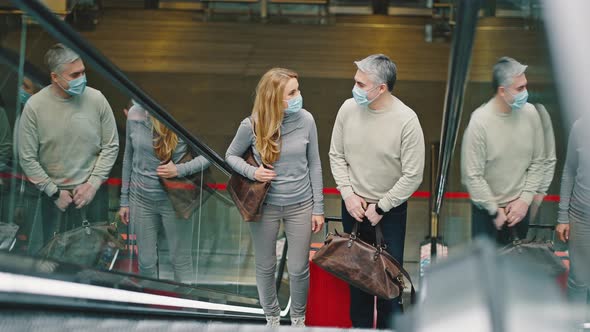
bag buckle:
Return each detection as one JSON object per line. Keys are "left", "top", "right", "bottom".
{"left": 396, "top": 274, "right": 406, "bottom": 289}
{"left": 82, "top": 219, "right": 91, "bottom": 235}
{"left": 347, "top": 232, "right": 357, "bottom": 248}
{"left": 373, "top": 251, "right": 380, "bottom": 261}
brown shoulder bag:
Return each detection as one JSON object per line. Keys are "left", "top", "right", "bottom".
{"left": 227, "top": 147, "right": 271, "bottom": 222}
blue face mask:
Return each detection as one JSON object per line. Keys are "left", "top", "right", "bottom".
{"left": 352, "top": 85, "right": 380, "bottom": 106}
{"left": 507, "top": 89, "right": 528, "bottom": 111}
{"left": 19, "top": 88, "right": 32, "bottom": 105}
{"left": 58, "top": 74, "right": 87, "bottom": 96}
{"left": 284, "top": 94, "right": 303, "bottom": 114}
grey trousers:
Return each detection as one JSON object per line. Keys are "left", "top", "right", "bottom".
{"left": 130, "top": 193, "right": 194, "bottom": 283}
{"left": 249, "top": 199, "right": 313, "bottom": 318}
{"left": 568, "top": 213, "right": 590, "bottom": 306}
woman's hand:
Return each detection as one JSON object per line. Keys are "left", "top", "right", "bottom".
{"left": 556, "top": 223, "right": 570, "bottom": 243}
{"left": 254, "top": 164, "right": 276, "bottom": 182}
{"left": 157, "top": 161, "right": 178, "bottom": 179}
{"left": 119, "top": 207, "right": 130, "bottom": 225}
{"left": 312, "top": 215, "right": 325, "bottom": 234}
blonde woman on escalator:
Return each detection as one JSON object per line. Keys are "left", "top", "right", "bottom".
{"left": 225, "top": 68, "right": 325, "bottom": 327}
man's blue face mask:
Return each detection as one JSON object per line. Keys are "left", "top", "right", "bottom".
{"left": 58, "top": 74, "right": 87, "bottom": 96}
{"left": 352, "top": 84, "right": 380, "bottom": 106}
{"left": 506, "top": 89, "right": 529, "bottom": 111}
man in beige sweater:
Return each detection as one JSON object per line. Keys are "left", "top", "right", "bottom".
{"left": 18, "top": 44, "right": 119, "bottom": 246}
{"left": 461, "top": 57, "right": 544, "bottom": 244}
{"left": 329, "top": 54, "right": 425, "bottom": 328}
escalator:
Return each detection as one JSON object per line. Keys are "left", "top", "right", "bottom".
{"left": 0, "top": 0, "right": 292, "bottom": 327}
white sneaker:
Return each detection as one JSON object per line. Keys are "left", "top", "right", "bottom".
{"left": 265, "top": 315, "right": 280, "bottom": 327}
{"left": 291, "top": 316, "right": 305, "bottom": 327}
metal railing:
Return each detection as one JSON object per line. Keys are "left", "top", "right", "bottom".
{"left": 429, "top": 0, "right": 482, "bottom": 255}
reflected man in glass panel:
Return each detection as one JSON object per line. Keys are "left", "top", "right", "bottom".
{"left": 18, "top": 43, "right": 119, "bottom": 247}
{"left": 461, "top": 57, "right": 545, "bottom": 244}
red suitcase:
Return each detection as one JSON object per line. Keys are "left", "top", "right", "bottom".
{"left": 306, "top": 243, "right": 352, "bottom": 328}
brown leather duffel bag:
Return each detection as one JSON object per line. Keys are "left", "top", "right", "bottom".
{"left": 312, "top": 221, "right": 415, "bottom": 301}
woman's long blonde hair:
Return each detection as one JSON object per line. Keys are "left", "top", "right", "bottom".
{"left": 151, "top": 117, "right": 179, "bottom": 162}
{"left": 252, "top": 68, "right": 298, "bottom": 165}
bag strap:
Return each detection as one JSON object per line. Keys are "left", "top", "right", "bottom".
{"left": 509, "top": 227, "right": 522, "bottom": 244}
{"left": 81, "top": 207, "right": 92, "bottom": 235}
{"left": 351, "top": 221, "right": 360, "bottom": 237}
{"left": 374, "top": 222, "right": 417, "bottom": 304}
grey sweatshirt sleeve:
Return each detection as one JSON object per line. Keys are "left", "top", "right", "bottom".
{"left": 88, "top": 95, "right": 119, "bottom": 189}
{"left": 225, "top": 118, "right": 257, "bottom": 181}
{"left": 329, "top": 106, "right": 354, "bottom": 200}
{"left": 536, "top": 105, "right": 556, "bottom": 194}
{"left": 18, "top": 104, "right": 58, "bottom": 196}
{"left": 120, "top": 118, "right": 134, "bottom": 207}
{"left": 306, "top": 114, "right": 324, "bottom": 215}
{"left": 519, "top": 110, "right": 545, "bottom": 204}
{"left": 461, "top": 120, "right": 499, "bottom": 215}
{"left": 378, "top": 115, "right": 425, "bottom": 212}
{"left": 557, "top": 127, "right": 578, "bottom": 224}
{"left": 175, "top": 141, "right": 212, "bottom": 177}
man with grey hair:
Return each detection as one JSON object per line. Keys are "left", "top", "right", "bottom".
{"left": 329, "top": 54, "right": 425, "bottom": 328}
{"left": 18, "top": 43, "right": 118, "bottom": 247}
{"left": 461, "top": 56, "right": 544, "bottom": 244}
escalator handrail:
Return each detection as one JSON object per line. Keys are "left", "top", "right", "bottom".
{"left": 432, "top": 0, "right": 482, "bottom": 216}
{"left": 0, "top": 47, "right": 50, "bottom": 87}
{"left": 11, "top": 0, "right": 232, "bottom": 176}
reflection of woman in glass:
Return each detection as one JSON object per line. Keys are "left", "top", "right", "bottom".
{"left": 119, "top": 103, "right": 210, "bottom": 283}
{"left": 19, "top": 77, "right": 42, "bottom": 106}
{"left": 0, "top": 97, "right": 11, "bottom": 180}
{"left": 8, "top": 77, "right": 44, "bottom": 254}
{"left": 225, "top": 68, "right": 324, "bottom": 327}
{"left": 556, "top": 116, "right": 590, "bottom": 307}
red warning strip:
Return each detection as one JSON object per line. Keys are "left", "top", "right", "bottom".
{"left": 2, "top": 173, "right": 561, "bottom": 201}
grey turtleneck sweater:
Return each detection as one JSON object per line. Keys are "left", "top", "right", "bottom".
{"left": 225, "top": 110, "right": 324, "bottom": 215}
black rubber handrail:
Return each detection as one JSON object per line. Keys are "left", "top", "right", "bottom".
{"left": 433, "top": 0, "right": 482, "bottom": 215}
{"left": 11, "top": 0, "right": 231, "bottom": 175}
{"left": 0, "top": 47, "right": 50, "bottom": 87}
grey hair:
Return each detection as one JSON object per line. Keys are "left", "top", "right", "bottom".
{"left": 492, "top": 56, "right": 528, "bottom": 92}
{"left": 44, "top": 43, "right": 81, "bottom": 74}
{"left": 354, "top": 54, "right": 397, "bottom": 91}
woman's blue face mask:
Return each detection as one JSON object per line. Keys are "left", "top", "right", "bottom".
{"left": 284, "top": 94, "right": 303, "bottom": 114}
{"left": 19, "top": 88, "right": 32, "bottom": 105}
